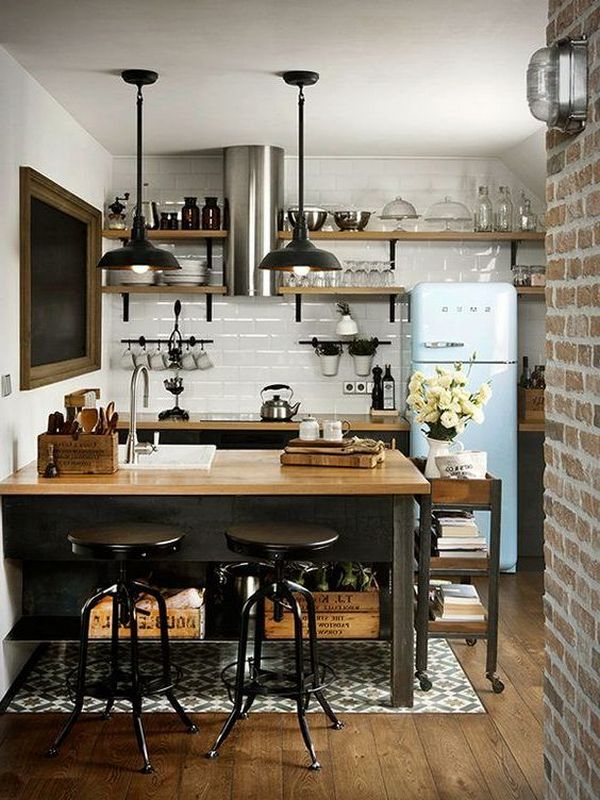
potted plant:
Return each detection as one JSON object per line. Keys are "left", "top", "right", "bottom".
{"left": 335, "top": 302, "right": 359, "bottom": 337}
{"left": 405, "top": 362, "right": 492, "bottom": 478}
{"left": 348, "top": 337, "right": 379, "bottom": 376}
{"left": 315, "top": 341, "right": 343, "bottom": 376}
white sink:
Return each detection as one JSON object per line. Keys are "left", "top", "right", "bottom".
{"left": 119, "top": 444, "right": 216, "bottom": 470}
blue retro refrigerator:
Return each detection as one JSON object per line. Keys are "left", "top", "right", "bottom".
{"left": 409, "top": 282, "right": 518, "bottom": 572}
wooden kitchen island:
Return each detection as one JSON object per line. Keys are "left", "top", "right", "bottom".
{"left": 0, "top": 450, "right": 429, "bottom": 707}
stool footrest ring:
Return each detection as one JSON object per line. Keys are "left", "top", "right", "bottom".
{"left": 220, "top": 657, "right": 336, "bottom": 703}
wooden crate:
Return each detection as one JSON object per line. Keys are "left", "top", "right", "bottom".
{"left": 89, "top": 595, "right": 205, "bottom": 640}
{"left": 518, "top": 387, "right": 544, "bottom": 421}
{"left": 37, "top": 432, "right": 118, "bottom": 475}
{"left": 264, "top": 590, "right": 380, "bottom": 639}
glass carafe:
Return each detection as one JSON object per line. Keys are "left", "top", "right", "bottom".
{"left": 495, "top": 186, "right": 513, "bottom": 232}
{"left": 474, "top": 186, "right": 493, "bottom": 232}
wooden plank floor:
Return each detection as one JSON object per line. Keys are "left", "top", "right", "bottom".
{"left": 0, "top": 572, "right": 544, "bottom": 800}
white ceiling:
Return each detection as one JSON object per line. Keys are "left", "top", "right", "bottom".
{"left": 1, "top": 0, "right": 547, "bottom": 157}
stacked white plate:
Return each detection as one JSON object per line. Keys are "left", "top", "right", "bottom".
{"left": 165, "top": 257, "right": 208, "bottom": 286}
{"left": 108, "top": 269, "right": 155, "bottom": 286}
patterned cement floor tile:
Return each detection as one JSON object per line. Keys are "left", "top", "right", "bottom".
{"left": 7, "top": 639, "right": 484, "bottom": 714}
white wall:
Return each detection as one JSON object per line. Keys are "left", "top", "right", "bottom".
{"left": 106, "top": 155, "right": 546, "bottom": 416}
{"left": 0, "top": 46, "right": 112, "bottom": 698}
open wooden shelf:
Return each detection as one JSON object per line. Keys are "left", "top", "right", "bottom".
{"left": 430, "top": 555, "right": 489, "bottom": 573}
{"left": 428, "top": 618, "right": 488, "bottom": 636}
{"left": 516, "top": 286, "right": 546, "bottom": 295}
{"left": 277, "top": 230, "right": 545, "bottom": 243}
{"left": 518, "top": 420, "right": 545, "bottom": 432}
{"left": 278, "top": 286, "right": 405, "bottom": 296}
{"left": 101, "top": 285, "right": 226, "bottom": 295}
{"left": 102, "top": 229, "right": 227, "bottom": 240}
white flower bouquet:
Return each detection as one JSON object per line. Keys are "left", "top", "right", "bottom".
{"left": 406, "top": 363, "right": 492, "bottom": 442}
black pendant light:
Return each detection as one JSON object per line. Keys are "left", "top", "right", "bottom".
{"left": 259, "top": 71, "right": 341, "bottom": 273}
{"left": 98, "top": 70, "right": 180, "bottom": 273}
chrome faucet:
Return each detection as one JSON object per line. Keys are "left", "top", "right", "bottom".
{"left": 125, "top": 365, "right": 156, "bottom": 464}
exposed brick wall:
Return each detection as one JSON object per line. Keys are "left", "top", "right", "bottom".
{"left": 544, "top": 2, "right": 600, "bottom": 799}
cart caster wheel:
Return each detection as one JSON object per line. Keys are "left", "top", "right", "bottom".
{"left": 419, "top": 676, "right": 432, "bottom": 692}
{"left": 465, "top": 638, "right": 477, "bottom": 647}
{"left": 491, "top": 677, "right": 505, "bottom": 694}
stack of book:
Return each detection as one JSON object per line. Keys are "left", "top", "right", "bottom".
{"left": 431, "top": 583, "right": 486, "bottom": 622}
{"left": 431, "top": 509, "right": 487, "bottom": 559}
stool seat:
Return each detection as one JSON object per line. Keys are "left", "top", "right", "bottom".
{"left": 68, "top": 523, "right": 185, "bottom": 560}
{"left": 226, "top": 522, "right": 338, "bottom": 561}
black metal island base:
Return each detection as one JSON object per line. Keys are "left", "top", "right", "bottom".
{"left": 0, "top": 450, "right": 430, "bottom": 708}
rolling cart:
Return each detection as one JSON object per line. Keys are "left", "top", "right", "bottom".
{"left": 412, "top": 460, "right": 504, "bottom": 694}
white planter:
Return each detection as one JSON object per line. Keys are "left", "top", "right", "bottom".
{"left": 320, "top": 354, "right": 341, "bottom": 376}
{"left": 352, "top": 354, "right": 374, "bottom": 376}
{"left": 336, "top": 314, "right": 359, "bottom": 337}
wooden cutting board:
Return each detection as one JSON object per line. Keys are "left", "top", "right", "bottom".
{"left": 280, "top": 450, "right": 385, "bottom": 469}
{"left": 286, "top": 437, "right": 353, "bottom": 449}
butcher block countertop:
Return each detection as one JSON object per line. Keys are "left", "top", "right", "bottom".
{"left": 116, "top": 413, "right": 410, "bottom": 432}
{"left": 0, "top": 449, "right": 429, "bottom": 497}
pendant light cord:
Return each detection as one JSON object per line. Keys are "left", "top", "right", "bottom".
{"left": 135, "top": 84, "right": 144, "bottom": 227}
{"left": 298, "top": 85, "right": 305, "bottom": 223}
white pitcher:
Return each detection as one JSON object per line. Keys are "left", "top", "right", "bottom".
{"left": 424, "top": 435, "right": 464, "bottom": 479}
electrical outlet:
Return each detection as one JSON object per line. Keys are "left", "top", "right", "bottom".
{"left": 355, "top": 381, "right": 367, "bottom": 394}
{"left": 343, "top": 381, "right": 355, "bottom": 394}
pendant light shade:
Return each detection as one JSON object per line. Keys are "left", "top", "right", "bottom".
{"left": 98, "top": 69, "right": 180, "bottom": 273}
{"left": 259, "top": 71, "right": 340, "bottom": 273}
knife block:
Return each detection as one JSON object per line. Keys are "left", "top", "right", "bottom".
{"left": 37, "top": 433, "right": 119, "bottom": 475}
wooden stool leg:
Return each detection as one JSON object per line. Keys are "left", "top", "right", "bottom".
{"left": 128, "top": 588, "right": 153, "bottom": 774}
{"left": 47, "top": 586, "right": 114, "bottom": 757}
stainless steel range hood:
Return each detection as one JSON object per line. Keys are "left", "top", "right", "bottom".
{"left": 224, "top": 145, "right": 284, "bottom": 297}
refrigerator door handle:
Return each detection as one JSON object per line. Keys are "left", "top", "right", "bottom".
{"left": 423, "top": 341, "right": 465, "bottom": 348}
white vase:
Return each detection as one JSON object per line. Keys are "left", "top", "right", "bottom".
{"left": 352, "top": 354, "right": 374, "bottom": 376}
{"left": 320, "top": 354, "right": 341, "bottom": 376}
{"left": 424, "top": 435, "right": 464, "bottom": 478}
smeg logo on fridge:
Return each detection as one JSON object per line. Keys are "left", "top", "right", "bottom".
{"left": 440, "top": 305, "right": 492, "bottom": 313}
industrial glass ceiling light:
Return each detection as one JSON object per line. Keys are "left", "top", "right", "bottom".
{"left": 259, "top": 71, "right": 341, "bottom": 274}
{"left": 98, "top": 70, "right": 180, "bottom": 273}
{"left": 527, "top": 37, "right": 588, "bottom": 133}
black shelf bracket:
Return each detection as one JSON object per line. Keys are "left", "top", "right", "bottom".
{"left": 121, "top": 292, "right": 130, "bottom": 322}
{"left": 510, "top": 239, "right": 518, "bottom": 267}
{"left": 389, "top": 294, "right": 396, "bottom": 323}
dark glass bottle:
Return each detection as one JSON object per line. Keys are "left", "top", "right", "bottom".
{"left": 159, "top": 212, "right": 170, "bottom": 230}
{"left": 202, "top": 196, "right": 221, "bottom": 230}
{"left": 382, "top": 364, "right": 396, "bottom": 410}
{"left": 371, "top": 365, "right": 383, "bottom": 410}
{"left": 520, "top": 356, "right": 531, "bottom": 388}
{"left": 181, "top": 196, "right": 200, "bottom": 230}
{"left": 168, "top": 212, "right": 179, "bottom": 230}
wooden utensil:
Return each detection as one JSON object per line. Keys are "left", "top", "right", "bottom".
{"left": 78, "top": 407, "right": 98, "bottom": 434}
{"left": 94, "top": 406, "right": 106, "bottom": 435}
{"left": 106, "top": 411, "right": 119, "bottom": 435}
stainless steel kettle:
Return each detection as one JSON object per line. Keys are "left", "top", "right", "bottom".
{"left": 260, "top": 384, "right": 301, "bottom": 421}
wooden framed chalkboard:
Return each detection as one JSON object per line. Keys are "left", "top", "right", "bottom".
{"left": 20, "top": 167, "right": 102, "bottom": 389}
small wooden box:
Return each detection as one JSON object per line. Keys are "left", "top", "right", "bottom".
{"left": 37, "top": 433, "right": 119, "bottom": 475}
{"left": 264, "top": 590, "right": 380, "bottom": 639}
{"left": 89, "top": 594, "right": 205, "bottom": 640}
{"left": 518, "top": 387, "right": 545, "bottom": 421}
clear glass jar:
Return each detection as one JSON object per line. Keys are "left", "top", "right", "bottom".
{"left": 474, "top": 186, "right": 493, "bottom": 232}
{"left": 495, "top": 186, "right": 513, "bottom": 232}
{"left": 519, "top": 197, "right": 537, "bottom": 231}
{"left": 529, "top": 265, "right": 546, "bottom": 287}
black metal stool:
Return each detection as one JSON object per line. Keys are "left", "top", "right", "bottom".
{"left": 46, "top": 523, "right": 198, "bottom": 773}
{"left": 206, "top": 522, "right": 344, "bottom": 770}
